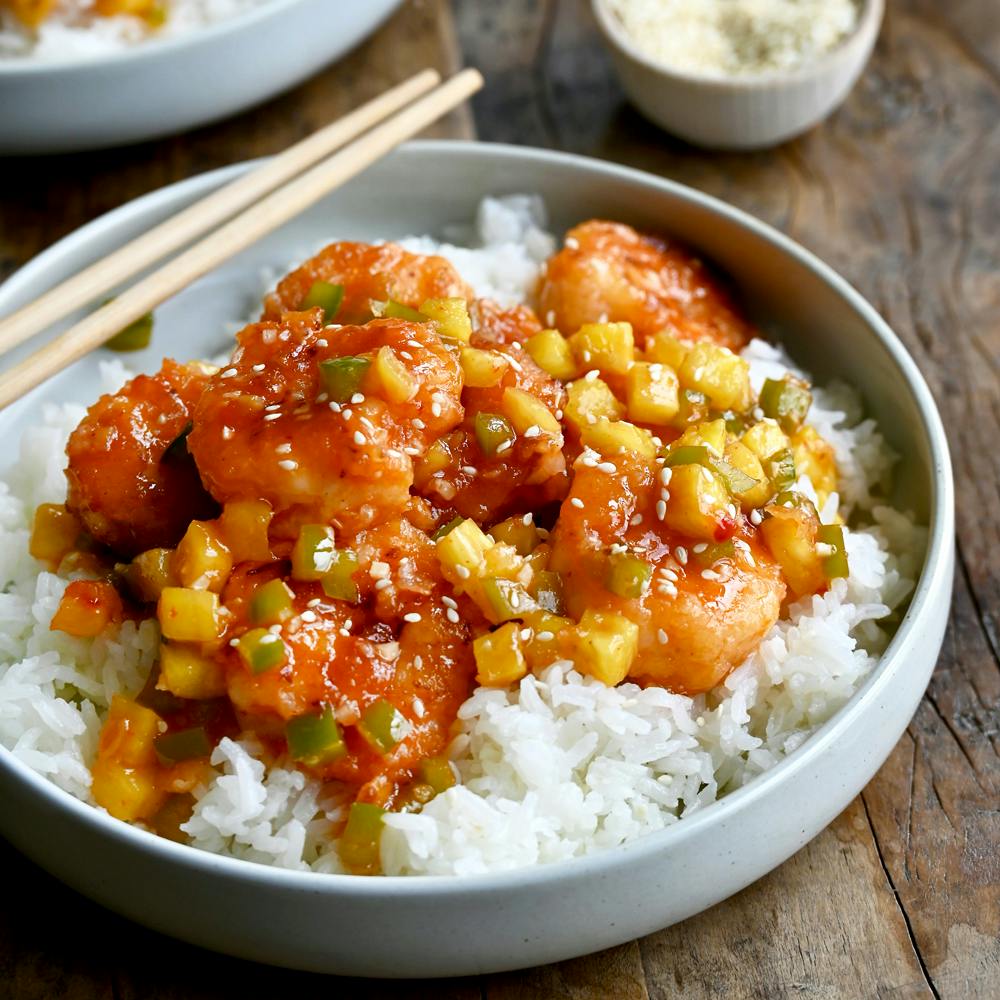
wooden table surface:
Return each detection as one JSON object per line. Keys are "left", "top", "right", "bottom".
{"left": 1, "top": 1, "right": 997, "bottom": 997}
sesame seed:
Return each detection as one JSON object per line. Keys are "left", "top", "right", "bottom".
{"left": 375, "top": 578, "right": 392, "bottom": 591}
{"left": 584, "top": 369, "right": 599, "bottom": 382}
{"left": 360, "top": 416, "right": 376, "bottom": 432}
{"left": 414, "top": 655, "right": 424, "bottom": 669}
{"left": 221, "top": 368, "right": 237, "bottom": 378}
{"left": 696, "top": 716, "right": 705, "bottom": 728}
{"left": 555, "top": 409, "right": 564, "bottom": 420}
{"left": 403, "top": 612, "right": 422, "bottom": 623}
{"left": 404, "top": 446, "right": 421, "bottom": 456}
{"left": 278, "top": 459, "right": 298, "bottom": 471}
{"left": 692, "top": 543, "right": 708, "bottom": 553}
{"left": 341, "top": 408, "right": 353, "bottom": 420}
{"left": 702, "top": 569, "right": 721, "bottom": 581}
{"left": 660, "top": 489, "right": 671, "bottom": 502}
{"left": 446, "top": 608, "right": 460, "bottom": 623}
{"left": 546, "top": 310, "right": 555, "bottom": 325}
{"left": 412, "top": 418, "right": 426, "bottom": 430}
{"left": 537, "top": 630, "right": 555, "bottom": 642}
{"left": 400, "top": 351, "right": 414, "bottom": 362}
{"left": 252, "top": 363, "right": 266, "bottom": 373}
{"left": 266, "top": 625, "right": 282, "bottom": 637}
{"left": 630, "top": 513, "right": 644, "bottom": 526}
{"left": 264, "top": 403, "right": 281, "bottom": 412}
{"left": 496, "top": 440, "right": 513, "bottom": 455}
{"left": 276, "top": 443, "right": 292, "bottom": 454}
{"left": 657, "top": 629, "right": 668, "bottom": 645}
{"left": 461, "top": 465, "right": 477, "bottom": 476}
{"left": 659, "top": 467, "right": 673, "bottom": 486}
{"left": 407, "top": 340, "right": 422, "bottom": 349}
{"left": 351, "top": 393, "right": 365, "bottom": 404}
{"left": 522, "top": 513, "right": 533, "bottom": 526}
{"left": 264, "top": 413, "right": 281, "bottom": 422}
{"left": 353, "top": 431, "right": 366, "bottom": 446}
{"left": 675, "top": 546, "right": 688, "bottom": 565}
{"left": 753, "top": 407, "right": 764, "bottom": 421}
{"left": 570, "top": 497, "right": 585, "bottom": 509}
{"left": 316, "top": 338, "right": 328, "bottom": 348}
{"left": 431, "top": 401, "right": 442, "bottom": 418}
{"left": 339, "top": 628, "right": 350, "bottom": 637}
{"left": 328, "top": 401, "right": 342, "bottom": 413}
{"left": 656, "top": 500, "right": 667, "bottom": 521}
{"left": 387, "top": 449, "right": 403, "bottom": 459}
{"left": 300, "top": 610, "right": 317, "bottom": 623}
{"left": 581, "top": 350, "right": 592, "bottom": 363}
{"left": 455, "top": 565, "right": 471, "bottom": 579}
{"left": 507, "top": 356, "right": 523, "bottom": 373}
{"left": 442, "top": 595, "right": 458, "bottom": 609}
{"left": 307, "top": 598, "right": 321, "bottom": 608}
{"left": 598, "top": 462, "right": 617, "bottom": 474}
{"left": 222, "top": 426, "right": 233, "bottom": 440}
{"left": 524, "top": 425, "right": 541, "bottom": 438}
{"left": 519, "top": 627, "right": 532, "bottom": 641}
{"left": 750, "top": 509, "right": 763, "bottom": 526}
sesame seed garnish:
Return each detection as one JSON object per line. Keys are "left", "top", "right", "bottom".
{"left": 630, "top": 513, "right": 644, "bottom": 526}
{"left": 522, "top": 513, "right": 533, "bottom": 526}
{"left": 519, "top": 627, "right": 532, "bottom": 641}
{"left": 657, "top": 629, "right": 668, "bottom": 645}
{"left": 496, "top": 440, "right": 513, "bottom": 455}
{"left": 598, "top": 461, "right": 617, "bottom": 474}
{"left": 581, "top": 350, "right": 592, "bottom": 363}
{"left": 446, "top": 609, "right": 460, "bottom": 623}
{"left": 442, "top": 595, "right": 458, "bottom": 609}
{"left": 555, "top": 410, "right": 563, "bottom": 420}
{"left": 403, "top": 612, "right": 422, "bottom": 623}
{"left": 659, "top": 467, "right": 673, "bottom": 486}
{"left": 375, "top": 578, "right": 392, "bottom": 591}
{"left": 507, "top": 356, "right": 524, "bottom": 373}
{"left": 387, "top": 449, "right": 403, "bottom": 459}
{"left": 571, "top": 497, "right": 585, "bottom": 509}
{"left": 264, "top": 413, "right": 281, "bottom": 422}
{"left": 404, "top": 446, "right": 421, "bottom": 456}
{"left": 431, "top": 401, "right": 442, "bottom": 418}
{"left": 360, "top": 416, "right": 376, "bottom": 432}
{"left": 753, "top": 407, "right": 764, "bottom": 421}
{"left": 307, "top": 598, "right": 321, "bottom": 608}
{"left": 749, "top": 509, "right": 763, "bottom": 526}
{"left": 407, "top": 340, "right": 422, "bottom": 349}
{"left": 584, "top": 369, "right": 599, "bottom": 382}
{"left": 455, "top": 565, "right": 471, "bottom": 579}
{"left": 414, "top": 655, "right": 424, "bottom": 669}
{"left": 524, "top": 425, "right": 541, "bottom": 439}
{"left": 264, "top": 403, "right": 281, "bottom": 412}
{"left": 339, "top": 628, "right": 350, "bottom": 637}
{"left": 341, "top": 408, "right": 353, "bottom": 420}
{"left": 300, "top": 610, "right": 317, "bottom": 623}
{"left": 702, "top": 569, "right": 721, "bottom": 581}
{"left": 351, "top": 393, "right": 365, "bottom": 404}
{"left": 222, "top": 426, "right": 233, "bottom": 440}
{"left": 412, "top": 418, "right": 426, "bottom": 430}
{"left": 252, "top": 363, "right": 266, "bottom": 373}
{"left": 278, "top": 459, "right": 298, "bottom": 471}
{"left": 353, "top": 431, "right": 366, "bottom": 446}
{"left": 316, "top": 338, "right": 328, "bottom": 348}
{"left": 546, "top": 310, "right": 555, "bottom": 325}
{"left": 400, "top": 351, "right": 414, "bottom": 361}
{"left": 221, "top": 368, "right": 237, "bottom": 378}
{"left": 461, "top": 465, "right": 477, "bottom": 476}
{"left": 266, "top": 625, "right": 282, "bottom": 636}
{"left": 328, "top": 401, "right": 342, "bottom": 413}
{"left": 692, "top": 543, "right": 708, "bottom": 553}
{"left": 656, "top": 500, "right": 667, "bottom": 521}
{"left": 276, "top": 443, "right": 292, "bottom": 454}
{"left": 675, "top": 546, "right": 688, "bottom": 565}
{"left": 537, "top": 631, "right": 555, "bottom": 642}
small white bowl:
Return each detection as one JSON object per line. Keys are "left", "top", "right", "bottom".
{"left": 592, "top": 0, "right": 884, "bottom": 150}
{"left": 0, "top": 0, "right": 402, "bottom": 155}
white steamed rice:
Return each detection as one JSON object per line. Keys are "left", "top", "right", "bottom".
{"left": 0, "top": 0, "right": 269, "bottom": 60}
{"left": 0, "top": 197, "right": 926, "bottom": 876}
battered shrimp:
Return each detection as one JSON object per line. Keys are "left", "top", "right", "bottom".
{"left": 538, "top": 220, "right": 752, "bottom": 351}
{"left": 221, "top": 522, "right": 475, "bottom": 806}
{"left": 416, "top": 300, "right": 569, "bottom": 524}
{"left": 549, "top": 454, "right": 785, "bottom": 695}
{"left": 65, "top": 359, "right": 218, "bottom": 557}
{"left": 263, "top": 242, "right": 472, "bottom": 325}
{"left": 188, "top": 312, "right": 463, "bottom": 539}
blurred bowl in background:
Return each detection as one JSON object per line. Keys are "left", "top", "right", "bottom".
{"left": 0, "top": 0, "right": 403, "bottom": 155}
{"left": 592, "top": 0, "right": 884, "bottom": 150}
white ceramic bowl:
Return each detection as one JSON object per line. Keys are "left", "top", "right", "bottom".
{"left": 0, "top": 0, "right": 402, "bottom": 155}
{"left": 0, "top": 142, "right": 952, "bottom": 978}
{"left": 592, "top": 0, "right": 884, "bottom": 150}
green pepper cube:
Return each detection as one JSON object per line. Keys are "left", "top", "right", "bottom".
{"left": 663, "top": 445, "right": 710, "bottom": 468}
{"left": 358, "top": 698, "right": 409, "bottom": 754}
{"left": 693, "top": 539, "right": 737, "bottom": 568}
{"left": 605, "top": 552, "right": 653, "bottom": 599}
{"left": 382, "top": 299, "right": 427, "bottom": 322}
{"left": 318, "top": 356, "right": 371, "bottom": 404}
{"left": 673, "top": 389, "right": 709, "bottom": 427}
{"left": 419, "top": 755, "right": 457, "bottom": 795}
{"left": 237, "top": 628, "right": 287, "bottom": 674}
{"left": 759, "top": 377, "right": 812, "bottom": 433}
{"left": 249, "top": 578, "right": 295, "bottom": 626}
{"left": 818, "top": 524, "right": 850, "bottom": 580}
{"left": 707, "top": 457, "right": 759, "bottom": 496}
{"left": 531, "top": 569, "right": 565, "bottom": 614}
{"left": 766, "top": 448, "right": 798, "bottom": 492}
{"left": 474, "top": 412, "right": 515, "bottom": 457}
{"left": 291, "top": 524, "right": 337, "bottom": 581}
{"left": 154, "top": 726, "right": 212, "bottom": 764}
{"left": 320, "top": 549, "right": 360, "bottom": 603}
{"left": 286, "top": 705, "right": 346, "bottom": 766}
{"left": 482, "top": 576, "right": 534, "bottom": 622}
{"left": 338, "top": 802, "right": 386, "bottom": 873}
{"left": 106, "top": 311, "right": 154, "bottom": 352}
{"left": 301, "top": 281, "right": 345, "bottom": 323}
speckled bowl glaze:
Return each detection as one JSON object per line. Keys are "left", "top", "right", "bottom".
{"left": 592, "top": 0, "right": 884, "bottom": 150}
{"left": 0, "top": 0, "right": 402, "bottom": 154}
{"left": 0, "top": 142, "right": 952, "bottom": 977}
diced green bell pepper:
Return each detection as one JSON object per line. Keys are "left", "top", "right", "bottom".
{"left": 154, "top": 726, "right": 211, "bottom": 764}
{"left": 818, "top": 524, "right": 850, "bottom": 579}
{"left": 338, "top": 802, "right": 386, "bottom": 872}
{"left": 358, "top": 698, "right": 409, "bottom": 754}
{"left": 419, "top": 756, "right": 456, "bottom": 795}
{"left": 431, "top": 516, "right": 464, "bottom": 542}
{"left": 663, "top": 445, "right": 711, "bottom": 468}
{"left": 531, "top": 570, "right": 565, "bottom": 614}
{"left": 249, "top": 578, "right": 295, "bottom": 626}
{"left": 286, "top": 705, "right": 346, "bottom": 766}
{"left": 318, "top": 356, "right": 371, "bottom": 403}
{"left": 106, "top": 310, "right": 154, "bottom": 352}
{"left": 383, "top": 299, "right": 427, "bottom": 322}
{"left": 765, "top": 448, "right": 797, "bottom": 492}
{"left": 320, "top": 549, "right": 360, "bottom": 603}
{"left": 291, "top": 524, "right": 336, "bottom": 581}
{"left": 673, "top": 389, "right": 709, "bottom": 427}
{"left": 693, "top": 539, "right": 736, "bottom": 568}
{"left": 605, "top": 552, "right": 653, "bottom": 598}
{"left": 482, "top": 576, "right": 534, "bottom": 622}
{"left": 474, "top": 412, "right": 515, "bottom": 457}
{"left": 237, "top": 628, "right": 287, "bottom": 674}
{"left": 759, "top": 377, "right": 812, "bottom": 433}
{"left": 301, "top": 281, "right": 345, "bottom": 323}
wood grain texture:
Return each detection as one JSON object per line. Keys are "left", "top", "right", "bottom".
{"left": 1, "top": 0, "right": 998, "bottom": 997}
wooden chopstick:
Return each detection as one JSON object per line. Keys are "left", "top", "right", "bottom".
{"left": 0, "top": 68, "right": 442, "bottom": 358}
{"left": 0, "top": 68, "right": 484, "bottom": 412}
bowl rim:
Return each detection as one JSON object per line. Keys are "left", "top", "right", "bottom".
{"left": 0, "top": 0, "right": 395, "bottom": 76}
{"left": 591, "top": 0, "right": 885, "bottom": 90}
{"left": 0, "top": 139, "right": 953, "bottom": 899}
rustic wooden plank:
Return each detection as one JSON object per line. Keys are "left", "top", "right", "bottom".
{"left": 0, "top": 0, "right": 473, "bottom": 285}
{"left": 638, "top": 801, "right": 934, "bottom": 999}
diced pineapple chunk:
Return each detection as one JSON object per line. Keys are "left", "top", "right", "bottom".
{"left": 678, "top": 342, "right": 752, "bottom": 411}
{"left": 124, "top": 548, "right": 176, "bottom": 603}
{"left": 420, "top": 297, "right": 472, "bottom": 342}
{"left": 741, "top": 421, "right": 790, "bottom": 462}
{"left": 157, "top": 643, "right": 227, "bottom": 700}
{"left": 662, "top": 464, "right": 732, "bottom": 540}
{"left": 413, "top": 438, "right": 452, "bottom": 489}
{"left": 460, "top": 347, "right": 507, "bottom": 388}
{"left": 645, "top": 332, "right": 690, "bottom": 369}
{"left": 29, "top": 503, "right": 81, "bottom": 564}
{"left": 581, "top": 418, "right": 656, "bottom": 459}
{"left": 525, "top": 329, "right": 577, "bottom": 380}
{"left": 501, "top": 387, "right": 561, "bottom": 435}
{"left": 436, "top": 518, "right": 495, "bottom": 585}
{"left": 522, "top": 611, "right": 573, "bottom": 671}
{"left": 674, "top": 418, "right": 727, "bottom": 457}
{"left": 172, "top": 521, "right": 232, "bottom": 592}
{"left": 158, "top": 587, "right": 222, "bottom": 643}
{"left": 489, "top": 516, "right": 541, "bottom": 555}
{"left": 371, "top": 345, "right": 417, "bottom": 403}
{"left": 626, "top": 362, "right": 679, "bottom": 425}
{"left": 758, "top": 500, "right": 825, "bottom": 598}
{"left": 791, "top": 426, "right": 838, "bottom": 498}
{"left": 569, "top": 322, "right": 634, "bottom": 375}
{"left": 473, "top": 622, "right": 528, "bottom": 687}
{"left": 722, "top": 441, "right": 772, "bottom": 509}
{"left": 565, "top": 377, "right": 625, "bottom": 431}
{"left": 217, "top": 500, "right": 273, "bottom": 563}
{"left": 571, "top": 609, "right": 639, "bottom": 686}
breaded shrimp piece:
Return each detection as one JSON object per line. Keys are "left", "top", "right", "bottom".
{"left": 188, "top": 312, "right": 463, "bottom": 539}
{"left": 65, "top": 359, "right": 218, "bottom": 558}
{"left": 263, "top": 241, "right": 472, "bottom": 325}
{"left": 538, "top": 220, "right": 752, "bottom": 351}
{"left": 549, "top": 453, "right": 784, "bottom": 695}
{"left": 416, "top": 301, "right": 569, "bottom": 523}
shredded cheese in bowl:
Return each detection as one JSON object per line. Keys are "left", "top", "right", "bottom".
{"left": 604, "top": 0, "right": 861, "bottom": 78}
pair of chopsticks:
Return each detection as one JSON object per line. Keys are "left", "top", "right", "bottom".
{"left": 0, "top": 67, "right": 484, "bottom": 412}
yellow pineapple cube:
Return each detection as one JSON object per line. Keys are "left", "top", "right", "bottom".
{"left": 626, "top": 362, "right": 679, "bottom": 425}
{"left": 759, "top": 500, "right": 824, "bottom": 598}
{"left": 723, "top": 441, "right": 772, "bottom": 509}
{"left": 157, "top": 643, "right": 227, "bottom": 700}
{"left": 791, "top": 426, "right": 838, "bottom": 498}
{"left": 501, "top": 387, "right": 561, "bottom": 435}
{"left": 473, "top": 622, "right": 528, "bottom": 687}
{"left": 436, "top": 518, "right": 495, "bottom": 584}
{"left": 172, "top": 521, "right": 232, "bottom": 593}
{"left": 460, "top": 347, "right": 507, "bottom": 388}
{"left": 372, "top": 345, "right": 417, "bottom": 403}
{"left": 674, "top": 417, "right": 727, "bottom": 457}
{"left": 420, "top": 297, "right": 472, "bottom": 343}
{"left": 645, "top": 332, "right": 690, "bottom": 369}
{"left": 568, "top": 322, "right": 634, "bottom": 375}
{"left": 525, "top": 329, "right": 577, "bottom": 380}
{"left": 581, "top": 418, "right": 657, "bottom": 459}
{"left": 157, "top": 587, "right": 222, "bottom": 643}
{"left": 662, "top": 464, "right": 731, "bottom": 540}
{"left": 217, "top": 500, "right": 273, "bottom": 563}
{"left": 678, "top": 342, "right": 752, "bottom": 411}
{"left": 565, "top": 377, "right": 625, "bottom": 430}
{"left": 571, "top": 609, "right": 639, "bottom": 686}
